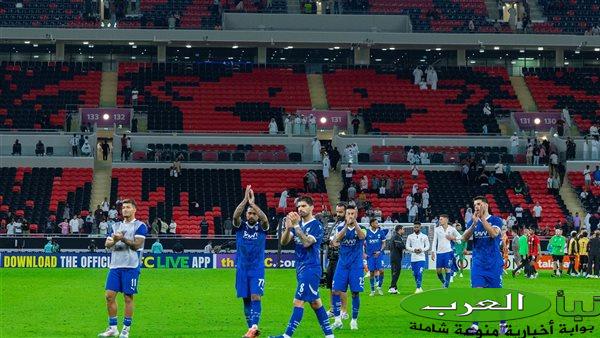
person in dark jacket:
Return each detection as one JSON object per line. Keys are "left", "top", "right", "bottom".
{"left": 324, "top": 203, "right": 348, "bottom": 317}
{"left": 388, "top": 224, "right": 405, "bottom": 294}
{"left": 588, "top": 230, "right": 600, "bottom": 278}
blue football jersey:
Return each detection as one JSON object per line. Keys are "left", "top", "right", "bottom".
{"left": 365, "top": 228, "right": 386, "bottom": 256}
{"left": 336, "top": 223, "right": 365, "bottom": 268}
{"left": 468, "top": 215, "right": 504, "bottom": 273}
{"left": 293, "top": 218, "right": 323, "bottom": 274}
{"left": 235, "top": 221, "right": 267, "bottom": 272}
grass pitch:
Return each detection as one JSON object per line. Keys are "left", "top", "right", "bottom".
{"left": 0, "top": 268, "right": 596, "bottom": 337}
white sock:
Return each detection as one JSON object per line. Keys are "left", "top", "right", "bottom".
{"left": 335, "top": 316, "right": 342, "bottom": 322}
{"left": 283, "top": 334, "right": 291, "bottom": 338}
{"left": 326, "top": 335, "right": 335, "bottom": 338}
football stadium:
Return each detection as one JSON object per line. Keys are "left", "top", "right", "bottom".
{"left": 1, "top": 1, "right": 600, "bottom": 337}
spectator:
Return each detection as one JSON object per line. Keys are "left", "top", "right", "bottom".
{"left": 293, "top": 114, "right": 301, "bottom": 135}
{"left": 284, "top": 114, "right": 292, "bottom": 135}
{"left": 583, "top": 136, "right": 590, "bottom": 160}
{"left": 532, "top": 202, "right": 542, "bottom": 224}
{"left": 465, "top": 207, "right": 473, "bottom": 224}
{"left": 359, "top": 175, "right": 369, "bottom": 192}
{"left": 131, "top": 88, "right": 138, "bottom": 106}
{"left": 347, "top": 183, "right": 357, "bottom": 201}
{"left": 204, "top": 241, "right": 213, "bottom": 253}
{"left": 44, "top": 239, "right": 53, "bottom": 253}
{"left": 35, "top": 140, "right": 45, "bottom": 156}
{"left": 322, "top": 154, "right": 330, "bottom": 180}
{"left": 406, "top": 194, "right": 413, "bottom": 211}
{"left": 120, "top": 134, "right": 127, "bottom": 161}
{"left": 52, "top": 239, "right": 60, "bottom": 253}
{"left": 574, "top": 212, "right": 581, "bottom": 231}
{"left": 594, "top": 165, "right": 600, "bottom": 186}
{"left": 584, "top": 165, "right": 592, "bottom": 191}
{"left": 12, "top": 139, "right": 22, "bottom": 156}
{"left": 351, "top": 116, "right": 360, "bottom": 135}
{"left": 411, "top": 164, "right": 419, "bottom": 179}
{"left": 330, "top": 147, "right": 341, "bottom": 172}
{"left": 422, "top": 188, "right": 430, "bottom": 209}
{"left": 108, "top": 206, "right": 118, "bottom": 220}
{"left": 308, "top": 114, "right": 317, "bottom": 135}
{"left": 344, "top": 163, "right": 354, "bottom": 187}
{"left": 159, "top": 218, "right": 169, "bottom": 234}
{"left": 169, "top": 219, "right": 177, "bottom": 235}
{"left": 408, "top": 203, "right": 419, "bottom": 223}
{"left": 468, "top": 19, "right": 475, "bottom": 32}
{"left": 515, "top": 204, "right": 524, "bottom": 222}
{"left": 526, "top": 144, "right": 533, "bottom": 165}
{"left": 301, "top": 115, "right": 307, "bottom": 135}
{"left": 173, "top": 240, "right": 185, "bottom": 253}
{"left": 69, "top": 216, "right": 79, "bottom": 234}
{"left": 81, "top": 137, "right": 91, "bottom": 157}
{"left": 426, "top": 66, "right": 438, "bottom": 90}
{"left": 378, "top": 184, "right": 386, "bottom": 197}
{"left": 85, "top": 213, "right": 95, "bottom": 234}
{"left": 200, "top": 218, "right": 209, "bottom": 236}
{"left": 63, "top": 205, "right": 71, "bottom": 221}
{"left": 99, "top": 217, "right": 109, "bottom": 235}
{"left": 483, "top": 102, "right": 492, "bottom": 116}
{"left": 506, "top": 213, "right": 517, "bottom": 229}
{"left": 151, "top": 239, "right": 164, "bottom": 254}
{"left": 590, "top": 124, "right": 599, "bottom": 137}
{"left": 88, "top": 239, "right": 97, "bottom": 253}
{"left": 100, "top": 140, "right": 111, "bottom": 161}
{"left": 412, "top": 66, "right": 423, "bottom": 85}
{"left": 224, "top": 217, "right": 233, "bottom": 236}
{"left": 593, "top": 136, "right": 600, "bottom": 160}
{"left": 59, "top": 219, "right": 69, "bottom": 235}
{"left": 268, "top": 118, "right": 278, "bottom": 135}
{"left": 151, "top": 218, "right": 159, "bottom": 235}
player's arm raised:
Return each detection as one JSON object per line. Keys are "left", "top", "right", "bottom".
{"left": 248, "top": 189, "right": 269, "bottom": 231}
{"left": 481, "top": 217, "right": 500, "bottom": 238}
{"left": 280, "top": 216, "right": 294, "bottom": 246}
{"left": 233, "top": 185, "right": 251, "bottom": 227}
{"left": 290, "top": 212, "right": 316, "bottom": 248}
{"left": 462, "top": 214, "right": 478, "bottom": 242}
{"left": 356, "top": 224, "right": 366, "bottom": 240}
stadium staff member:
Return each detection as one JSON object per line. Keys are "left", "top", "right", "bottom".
{"left": 388, "top": 224, "right": 405, "bottom": 294}
{"left": 587, "top": 230, "right": 600, "bottom": 278}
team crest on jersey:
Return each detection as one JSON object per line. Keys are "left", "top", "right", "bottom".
{"left": 243, "top": 231, "right": 259, "bottom": 240}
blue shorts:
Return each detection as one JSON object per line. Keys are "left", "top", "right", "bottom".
{"left": 332, "top": 263, "right": 364, "bottom": 293}
{"left": 236, "top": 269, "right": 265, "bottom": 298}
{"left": 411, "top": 261, "right": 426, "bottom": 274}
{"left": 471, "top": 272, "right": 503, "bottom": 288}
{"left": 435, "top": 252, "right": 454, "bottom": 269}
{"left": 105, "top": 268, "right": 140, "bottom": 295}
{"left": 367, "top": 255, "right": 384, "bottom": 271}
{"left": 295, "top": 269, "right": 321, "bottom": 302}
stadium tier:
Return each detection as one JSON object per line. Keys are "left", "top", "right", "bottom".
{"left": 369, "top": 145, "right": 518, "bottom": 164}
{"left": 110, "top": 168, "right": 327, "bottom": 235}
{"left": 117, "top": 62, "right": 310, "bottom": 132}
{"left": 568, "top": 171, "right": 600, "bottom": 214}
{"left": 536, "top": 0, "right": 600, "bottom": 34}
{"left": 140, "top": 143, "right": 291, "bottom": 162}
{"left": 524, "top": 67, "right": 600, "bottom": 134}
{"left": 0, "top": 61, "right": 102, "bottom": 130}
{"left": 323, "top": 66, "right": 521, "bottom": 134}
{"left": 0, "top": 0, "right": 99, "bottom": 28}
{"left": 0, "top": 167, "right": 93, "bottom": 230}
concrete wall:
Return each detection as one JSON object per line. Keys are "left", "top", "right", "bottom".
{"left": 0, "top": 155, "right": 94, "bottom": 168}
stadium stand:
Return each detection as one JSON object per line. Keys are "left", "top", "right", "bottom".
{"left": 0, "top": 0, "right": 99, "bottom": 28}
{"left": 117, "top": 62, "right": 310, "bottom": 132}
{"left": 0, "top": 167, "right": 93, "bottom": 231}
{"left": 0, "top": 61, "right": 102, "bottom": 130}
{"left": 568, "top": 171, "right": 600, "bottom": 214}
{"left": 523, "top": 67, "right": 600, "bottom": 134}
{"left": 141, "top": 143, "right": 289, "bottom": 162}
{"left": 323, "top": 66, "right": 521, "bottom": 135}
{"left": 535, "top": 0, "right": 598, "bottom": 34}
{"left": 110, "top": 168, "right": 327, "bottom": 235}
{"left": 369, "top": 145, "right": 518, "bottom": 164}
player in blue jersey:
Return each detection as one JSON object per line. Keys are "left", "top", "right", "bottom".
{"left": 331, "top": 205, "right": 365, "bottom": 331}
{"left": 98, "top": 199, "right": 147, "bottom": 338}
{"left": 365, "top": 218, "right": 386, "bottom": 296}
{"left": 233, "top": 185, "right": 270, "bottom": 338}
{"left": 462, "top": 196, "right": 507, "bottom": 335}
{"left": 269, "top": 196, "right": 334, "bottom": 338}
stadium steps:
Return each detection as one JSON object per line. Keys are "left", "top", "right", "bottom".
{"left": 510, "top": 76, "right": 537, "bottom": 112}
{"left": 99, "top": 71, "right": 118, "bottom": 107}
{"left": 560, "top": 174, "right": 586, "bottom": 218}
{"left": 325, "top": 169, "right": 343, "bottom": 207}
{"left": 307, "top": 74, "right": 329, "bottom": 110}
{"left": 89, "top": 131, "right": 114, "bottom": 211}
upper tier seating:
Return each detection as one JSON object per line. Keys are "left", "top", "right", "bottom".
{"left": 535, "top": 0, "right": 599, "bottom": 35}
{"left": 0, "top": 61, "right": 102, "bottom": 130}
{"left": 524, "top": 67, "right": 600, "bottom": 134}
{"left": 367, "top": 145, "right": 520, "bottom": 164}
{"left": 110, "top": 168, "right": 328, "bottom": 235}
{"left": 323, "top": 66, "right": 520, "bottom": 135}
{"left": 0, "top": 0, "right": 99, "bottom": 28}
{"left": 0, "top": 167, "right": 93, "bottom": 229}
{"left": 118, "top": 62, "right": 310, "bottom": 132}
{"left": 140, "top": 143, "right": 291, "bottom": 162}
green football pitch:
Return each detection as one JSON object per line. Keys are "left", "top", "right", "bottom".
{"left": 0, "top": 268, "right": 597, "bottom": 338}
